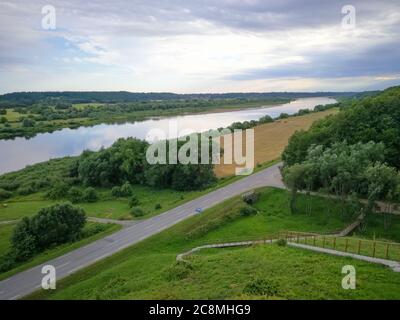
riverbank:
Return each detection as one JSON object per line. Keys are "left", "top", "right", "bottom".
{"left": 0, "top": 98, "right": 290, "bottom": 140}
{"left": 0, "top": 97, "right": 337, "bottom": 175}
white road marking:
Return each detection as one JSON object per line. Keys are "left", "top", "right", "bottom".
{"left": 57, "top": 262, "right": 70, "bottom": 269}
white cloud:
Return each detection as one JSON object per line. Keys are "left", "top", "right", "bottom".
{"left": 0, "top": 0, "right": 399, "bottom": 93}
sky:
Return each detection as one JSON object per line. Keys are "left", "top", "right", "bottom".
{"left": 0, "top": 0, "right": 399, "bottom": 93}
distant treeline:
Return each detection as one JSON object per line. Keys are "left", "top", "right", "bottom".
{"left": 0, "top": 90, "right": 375, "bottom": 107}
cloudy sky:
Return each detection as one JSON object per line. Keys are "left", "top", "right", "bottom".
{"left": 0, "top": 0, "right": 399, "bottom": 93}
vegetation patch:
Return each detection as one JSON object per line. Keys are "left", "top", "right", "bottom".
{"left": 243, "top": 278, "right": 280, "bottom": 297}
{"left": 162, "top": 261, "right": 195, "bottom": 281}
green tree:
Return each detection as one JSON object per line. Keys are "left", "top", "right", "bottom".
{"left": 68, "top": 187, "right": 83, "bottom": 203}
{"left": 365, "top": 163, "right": 398, "bottom": 230}
{"left": 83, "top": 187, "right": 98, "bottom": 202}
{"left": 282, "top": 164, "right": 308, "bottom": 214}
{"left": 22, "top": 118, "right": 35, "bottom": 127}
{"left": 46, "top": 181, "right": 69, "bottom": 199}
{"left": 10, "top": 203, "right": 86, "bottom": 259}
{"left": 129, "top": 195, "right": 140, "bottom": 208}
{"left": 130, "top": 206, "right": 145, "bottom": 217}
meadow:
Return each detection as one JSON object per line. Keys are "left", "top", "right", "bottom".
{"left": 27, "top": 187, "right": 400, "bottom": 300}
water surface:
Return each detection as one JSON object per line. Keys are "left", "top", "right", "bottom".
{"left": 0, "top": 97, "right": 336, "bottom": 174}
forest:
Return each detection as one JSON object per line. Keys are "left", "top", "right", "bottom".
{"left": 0, "top": 90, "right": 366, "bottom": 107}
{"left": 282, "top": 86, "right": 400, "bottom": 229}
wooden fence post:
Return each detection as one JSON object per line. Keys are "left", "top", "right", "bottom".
{"left": 385, "top": 243, "right": 389, "bottom": 259}
{"left": 323, "top": 237, "right": 325, "bottom": 248}
{"left": 345, "top": 239, "right": 349, "bottom": 252}
{"left": 372, "top": 242, "right": 376, "bottom": 258}
{"left": 313, "top": 236, "right": 316, "bottom": 246}
{"left": 333, "top": 237, "right": 336, "bottom": 250}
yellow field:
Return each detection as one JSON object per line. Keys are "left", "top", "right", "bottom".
{"left": 4, "top": 109, "right": 22, "bottom": 122}
{"left": 214, "top": 109, "right": 338, "bottom": 177}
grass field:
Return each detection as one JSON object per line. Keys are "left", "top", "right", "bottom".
{"left": 214, "top": 109, "right": 338, "bottom": 177}
{"left": 0, "top": 221, "right": 121, "bottom": 280}
{"left": 3, "top": 109, "right": 22, "bottom": 122}
{"left": 0, "top": 172, "right": 244, "bottom": 222}
{"left": 26, "top": 187, "right": 400, "bottom": 300}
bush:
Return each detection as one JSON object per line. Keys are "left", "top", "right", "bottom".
{"left": 155, "top": 203, "right": 162, "bottom": 210}
{"left": 112, "top": 182, "right": 133, "bottom": 197}
{"left": 0, "top": 188, "right": 12, "bottom": 200}
{"left": 163, "top": 262, "right": 194, "bottom": 281}
{"left": 297, "top": 108, "right": 311, "bottom": 116}
{"left": 3, "top": 181, "right": 19, "bottom": 191}
{"left": 278, "top": 113, "right": 289, "bottom": 119}
{"left": 242, "top": 191, "right": 258, "bottom": 204}
{"left": 10, "top": 203, "right": 86, "bottom": 260}
{"left": 111, "top": 186, "right": 122, "bottom": 197}
{"left": 276, "top": 239, "right": 287, "bottom": 246}
{"left": 0, "top": 116, "right": 7, "bottom": 124}
{"left": 240, "top": 206, "right": 258, "bottom": 216}
{"left": 47, "top": 181, "right": 69, "bottom": 199}
{"left": 16, "top": 184, "right": 36, "bottom": 196}
{"left": 258, "top": 115, "right": 274, "bottom": 124}
{"left": 243, "top": 278, "right": 279, "bottom": 297}
{"left": 129, "top": 195, "right": 140, "bottom": 208}
{"left": 130, "top": 206, "right": 145, "bottom": 217}
{"left": 83, "top": 187, "right": 98, "bottom": 202}
{"left": 80, "top": 223, "right": 108, "bottom": 238}
{"left": 68, "top": 187, "right": 83, "bottom": 203}
{"left": 22, "top": 118, "right": 35, "bottom": 127}
{"left": 120, "top": 182, "right": 133, "bottom": 196}
{"left": 10, "top": 218, "right": 37, "bottom": 260}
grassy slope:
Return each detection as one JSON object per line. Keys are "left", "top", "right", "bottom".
{"left": 0, "top": 222, "right": 122, "bottom": 280}
{"left": 28, "top": 187, "right": 400, "bottom": 300}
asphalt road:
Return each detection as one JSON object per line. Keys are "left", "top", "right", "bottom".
{"left": 0, "top": 163, "right": 284, "bottom": 300}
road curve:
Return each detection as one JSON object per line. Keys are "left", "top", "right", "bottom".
{"left": 0, "top": 163, "right": 284, "bottom": 300}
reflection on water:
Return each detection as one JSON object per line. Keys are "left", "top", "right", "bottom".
{"left": 0, "top": 97, "right": 336, "bottom": 174}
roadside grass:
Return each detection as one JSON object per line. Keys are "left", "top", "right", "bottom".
{"left": 214, "top": 109, "right": 338, "bottom": 177}
{"left": 0, "top": 160, "right": 278, "bottom": 222}
{"left": 0, "top": 221, "right": 121, "bottom": 281}
{"left": 0, "top": 223, "right": 14, "bottom": 254}
{"left": 186, "top": 188, "right": 352, "bottom": 245}
{"left": 309, "top": 235, "right": 400, "bottom": 262}
{"left": 27, "top": 186, "right": 400, "bottom": 300}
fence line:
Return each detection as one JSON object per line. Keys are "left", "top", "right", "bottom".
{"left": 196, "top": 230, "right": 400, "bottom": 262}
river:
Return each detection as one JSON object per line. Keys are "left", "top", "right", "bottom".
{"left": 0, "top": 97, "right": 336, "bottom": 174}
